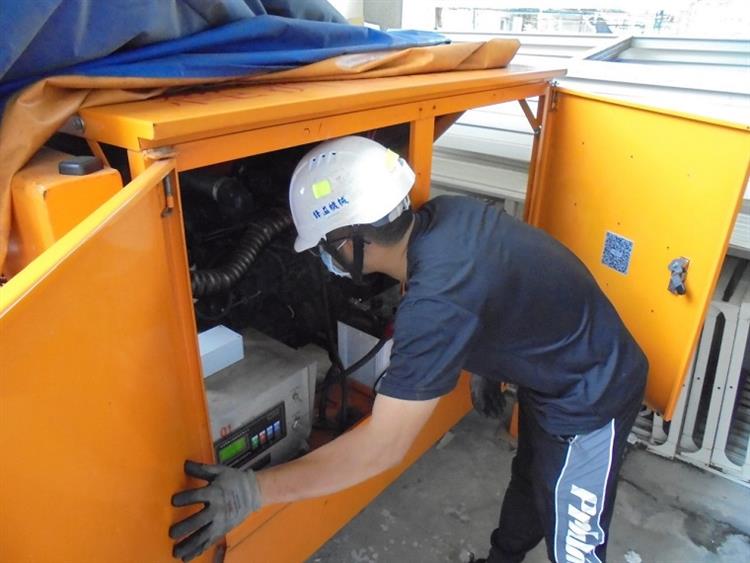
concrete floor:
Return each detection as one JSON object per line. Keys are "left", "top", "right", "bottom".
{"left": 310, "top": 411, "right": 750, "bottom": 563}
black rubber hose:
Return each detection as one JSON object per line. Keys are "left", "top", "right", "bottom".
{"left": 191, "top": 209, "right": 292, "bottom": 297}
{"left": 180, "top": 173, "right": 254, "bottom": 212}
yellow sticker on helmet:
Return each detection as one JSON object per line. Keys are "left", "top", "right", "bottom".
{"left": 385, "top": 149, "right": 399, "bottom": 171}
{"left": 312, "top": 179, "right": 332, "bottom": 199}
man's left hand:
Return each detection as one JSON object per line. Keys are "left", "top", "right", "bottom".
{"left": 470, "top": 374, "right": 506, "bottom": 419}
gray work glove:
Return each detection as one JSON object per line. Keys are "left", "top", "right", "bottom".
{"left": 170, "top": 460, "right": 262, "bottom": 562}
{"left": 470, "top": 374, "right": 506, "bottom": 419}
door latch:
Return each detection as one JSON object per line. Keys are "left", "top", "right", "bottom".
{"left": 668, "top": 257, "right": 689, "bottom": 296}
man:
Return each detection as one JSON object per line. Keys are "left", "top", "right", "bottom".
{"left": 169, "top": 136, "right": 648, "bottom": 562}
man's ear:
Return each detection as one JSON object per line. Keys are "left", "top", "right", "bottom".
{"left": 344, "top": 238, "right": 372, "bottom": 250}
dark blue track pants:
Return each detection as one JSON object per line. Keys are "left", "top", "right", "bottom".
{"left": 487, "top": 394, "right": 641, "bottom": 563}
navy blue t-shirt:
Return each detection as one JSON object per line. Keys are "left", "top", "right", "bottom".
{"left": 377, "top": 196, "right": 648, "bottom": 435}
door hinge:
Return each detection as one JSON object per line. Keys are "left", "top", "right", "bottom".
{"left": 550, "top": 83, "right": 560, "bottom": 113}
{"left": 137, "top": 147, "right": 177, "bottom": 218}
{"left": 143, "top": 146, "right": 177, "bottom": 161}
{"left": 161, "top": 174, "right": 175, "bottom": 217}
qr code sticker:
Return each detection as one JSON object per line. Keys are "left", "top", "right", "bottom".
{"left": 602, "top": 231, "right": 633, "bottom": 274}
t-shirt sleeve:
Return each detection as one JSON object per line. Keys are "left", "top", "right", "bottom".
{"left": 377, "top": 297, "right": 481, "bottom": 401}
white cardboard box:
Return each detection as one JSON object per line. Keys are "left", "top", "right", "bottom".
{"left": 198, "top": 325, "right": 244, "bottom": 378}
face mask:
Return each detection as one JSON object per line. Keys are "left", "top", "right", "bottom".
{"left": 320, "top": 249, "right": 351, "bottom": 278}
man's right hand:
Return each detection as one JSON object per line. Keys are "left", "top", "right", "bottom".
{"left": 169, "top": 460, "right": 262, "bottom": 562}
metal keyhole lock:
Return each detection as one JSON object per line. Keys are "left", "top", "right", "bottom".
{"left": 668, "top": 257, "right": 689, "bottom": 296}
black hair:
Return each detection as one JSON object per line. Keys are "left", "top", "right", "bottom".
{"left": 360, "top": 208, "right": 414, "bottom": 246}
{"left": 325, "top": 208, "right": 414, "bottom": 248}
{"left": 319, "top": 208, "right": 413, "bottom": 284}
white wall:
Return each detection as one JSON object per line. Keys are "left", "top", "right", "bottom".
{"left": 329, "top": 0, "right": 364, "bottom": 22}
{"left": 401, "top": 2, "right": 437, "bottom": 29}
{"left": 363, "top": 0, "right": 403, "bottom": 30}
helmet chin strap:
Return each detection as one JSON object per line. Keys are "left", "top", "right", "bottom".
{"left": 321, "top": 229, "right": 366, "bottom": 284}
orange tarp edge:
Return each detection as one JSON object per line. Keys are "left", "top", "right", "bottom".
{"left": 0, "top": 39, "right": 519, "bottom": 273}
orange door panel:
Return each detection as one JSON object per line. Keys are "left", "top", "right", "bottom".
{"left": 0, "top": 160, "right": 215, "bottom": 563}
{"left": 529, "top": 89, "right": 750, "bottom": 419}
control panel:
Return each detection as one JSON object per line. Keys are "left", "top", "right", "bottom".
{"left": 204, "top": 328, "right": 319, "bottom": 470}
{"left": 214, "top": 403, "right": 287, "bottom": 469}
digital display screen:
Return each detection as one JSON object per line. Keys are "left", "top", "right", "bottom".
{"left": 215, "top": 403, "right": 286, "bottom": 468}
{"left": 218, "top": 435, "right": 249, "bottom": 462}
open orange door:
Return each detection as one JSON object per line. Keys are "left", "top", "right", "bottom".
{"left": 0, "top": 160, "right": 215, "bottom": 562}
{"left": 528, "top": 89, "right": 750, "bottom": 419}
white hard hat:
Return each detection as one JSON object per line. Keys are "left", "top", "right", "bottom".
{"left": 289, "top": 136, "right": 416, "bottom": 252}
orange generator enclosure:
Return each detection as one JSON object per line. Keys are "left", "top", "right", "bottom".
{"left": 1, "top": 65, "right": 749, "bottom": 563}
{"left": 5, "top": 147, "right": 122, "bottom": 276}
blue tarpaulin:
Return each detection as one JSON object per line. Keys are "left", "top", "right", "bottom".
{"left": 0, "top": 4, "right": 447, "bottom": 105}
{"left": 1, "top": 0, "right": 349, "bottom": 82}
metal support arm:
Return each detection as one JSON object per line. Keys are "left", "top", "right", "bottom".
{"left": 518, "top": 99, "right": 542, "bottom": 135}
